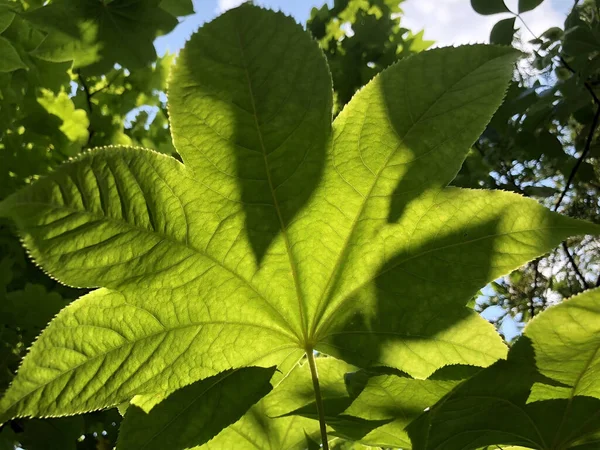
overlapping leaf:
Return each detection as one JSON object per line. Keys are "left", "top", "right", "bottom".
{"left": 526, "top": 288, "right": 600, "bottom": 401}
{"left": 118, "top": 367, "right": 277, "bottom": 450}
{"left": 407, "top": 290, "right": 600, "bottom": 450}
{"left": 0, "top": 4, "right": 599, "bottom": 449}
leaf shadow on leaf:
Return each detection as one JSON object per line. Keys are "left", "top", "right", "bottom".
{"left": 322, "top": 217, "right": 501, "bottom": 373}
{"left": 407, "top": 337, "right": 600, "bottom": 450}
{"left": 381, "top": 66, "right": 471, "bottom": 226}
{"left": 171, "top": 5, "right": 331, "bottom": 264}
{"left": 228, "top": 24, "right": 330, "bottom": 263}
{"left": 117, "top": 366, "right": 276, "bottom": 450}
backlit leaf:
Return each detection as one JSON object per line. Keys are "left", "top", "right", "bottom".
{"left": 1, "top": 7, "right": 598, "bottom": 442}
{"left": 526, "top": 288, "right": 600, "bottom": 401}
{"left": 408, "top": 309, "right": 600, "bottom": 449}
{"left": 118, "top": 367, "right": 277, "bottom": 450}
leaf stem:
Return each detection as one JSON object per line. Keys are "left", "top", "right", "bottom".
{"left": 306, "top": 350, "right": 329, "bottom": 450}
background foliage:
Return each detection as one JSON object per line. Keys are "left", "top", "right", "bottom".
{"left": 0, "top": 0, "right": 598, "bottom": 449}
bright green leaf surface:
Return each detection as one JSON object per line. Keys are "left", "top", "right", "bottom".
{"left": 193, "top": 357, "right": 323, "bottom": 449}
{"left": 344, "top": 366, "right": 477, "bottom": 422}
{"left": 341, "top": 365, "right": 480, "bottom": 447}
{"left": 264, "top": 356, "right": 357, "bottom": 418}
{"left": 526, "top": 288, "right": 600, "bottom": 401}
{"left": 0, "top": 5, "right": 598, "bottom": 433}
{"left": 118, "top": 367, "right": 276, "bottom": 450}
{"left": 168, "top": 4, "right": 333, "bottom": 266}
{"left": 261, "top": 356, "right": 390, "bottom": 444}
{"left": 315, "top": 185, "right": 598, "bottom": 377}
{"left": 197, "top": 402, "right": 321, "bottom": 450}
{"left": 37, "top": 89, "right": 89, "bottom": 147}
{"left": 0, "top": 36, "right": 26, "bottom": 72}
{"left": 471, "top": 0, "right": 510, "bottom": 15}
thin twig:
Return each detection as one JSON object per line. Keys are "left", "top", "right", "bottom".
{"left": 548, "top": 9, "right": 600, "bottom": 286}
{"left": 530, "top": 260, "right": 539, "bottom": 319}
{"left": 562, "top": 241, "right": 590, "bottom": 289}
{"left": 554, "top": 105, "right": 600, "bottom": 211}
{"left": 76, "top": 71, "right": 96, "bottom": 146}
{"left": 515, "top": 8, "right": 599, "bottom": 313}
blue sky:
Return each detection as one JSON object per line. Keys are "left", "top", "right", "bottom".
{"left": 155, "top": 0, "right": 572, "bottom": 55}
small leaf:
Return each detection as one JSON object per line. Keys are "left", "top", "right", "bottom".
{"left": 0, "top": 36, "right": 26, "bottom": 72}
{"left": 117, "top": 367, "right": 277, "bottom": 450}
{"left": 37, "top": 89, "right": 89, "bottom": 147}
{"left": 519, "top": 0, "right": 545, "bottom": 13}
{"left": 0, "top": 5, "right": 15, "bottom": 34}
{"left": 490, "top": 18, "right": 516, "bottom": 45}
{"left": 471, "top": 0, "right": 510, "bottom": 15}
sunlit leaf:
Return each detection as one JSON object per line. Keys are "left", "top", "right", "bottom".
{"left": 527, "top": 288, "right": 600, "bottom": 401}
{"left": 118, "top": 367, "right": 277, "bottom": 450}
{"left": 1, "top": 8, "right": 598, "bottom": 446}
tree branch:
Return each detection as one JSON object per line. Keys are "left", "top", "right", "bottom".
{"left": 562, "top": 241, "right": 590, "bottom": 289}
{"left": 76, "top": 71, "right": 96, "bottom": 146}
{"left": 531, "top": 260, "right": 539, "bottom": 318}
{"left": 553, "top": 103, "right": 600, "bottom": 211}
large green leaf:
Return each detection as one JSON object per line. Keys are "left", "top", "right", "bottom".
{"left": 25, "top": 0, "right": 178, "bottom": 73}
{"left": 117, "top": 367, "right": 277, "bottom": 450}
{"left": 0, "top": 5, "right": 598, "bottom": 443}
{"left": 526, "top": 288, "right": 600, "bottom": 401}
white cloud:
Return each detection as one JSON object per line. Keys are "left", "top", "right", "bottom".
{"left": 400, "top": 0, "right": 568, "bottom": 47}
{"left": 217, "top": 0, "right": 247, "bottom": 13}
